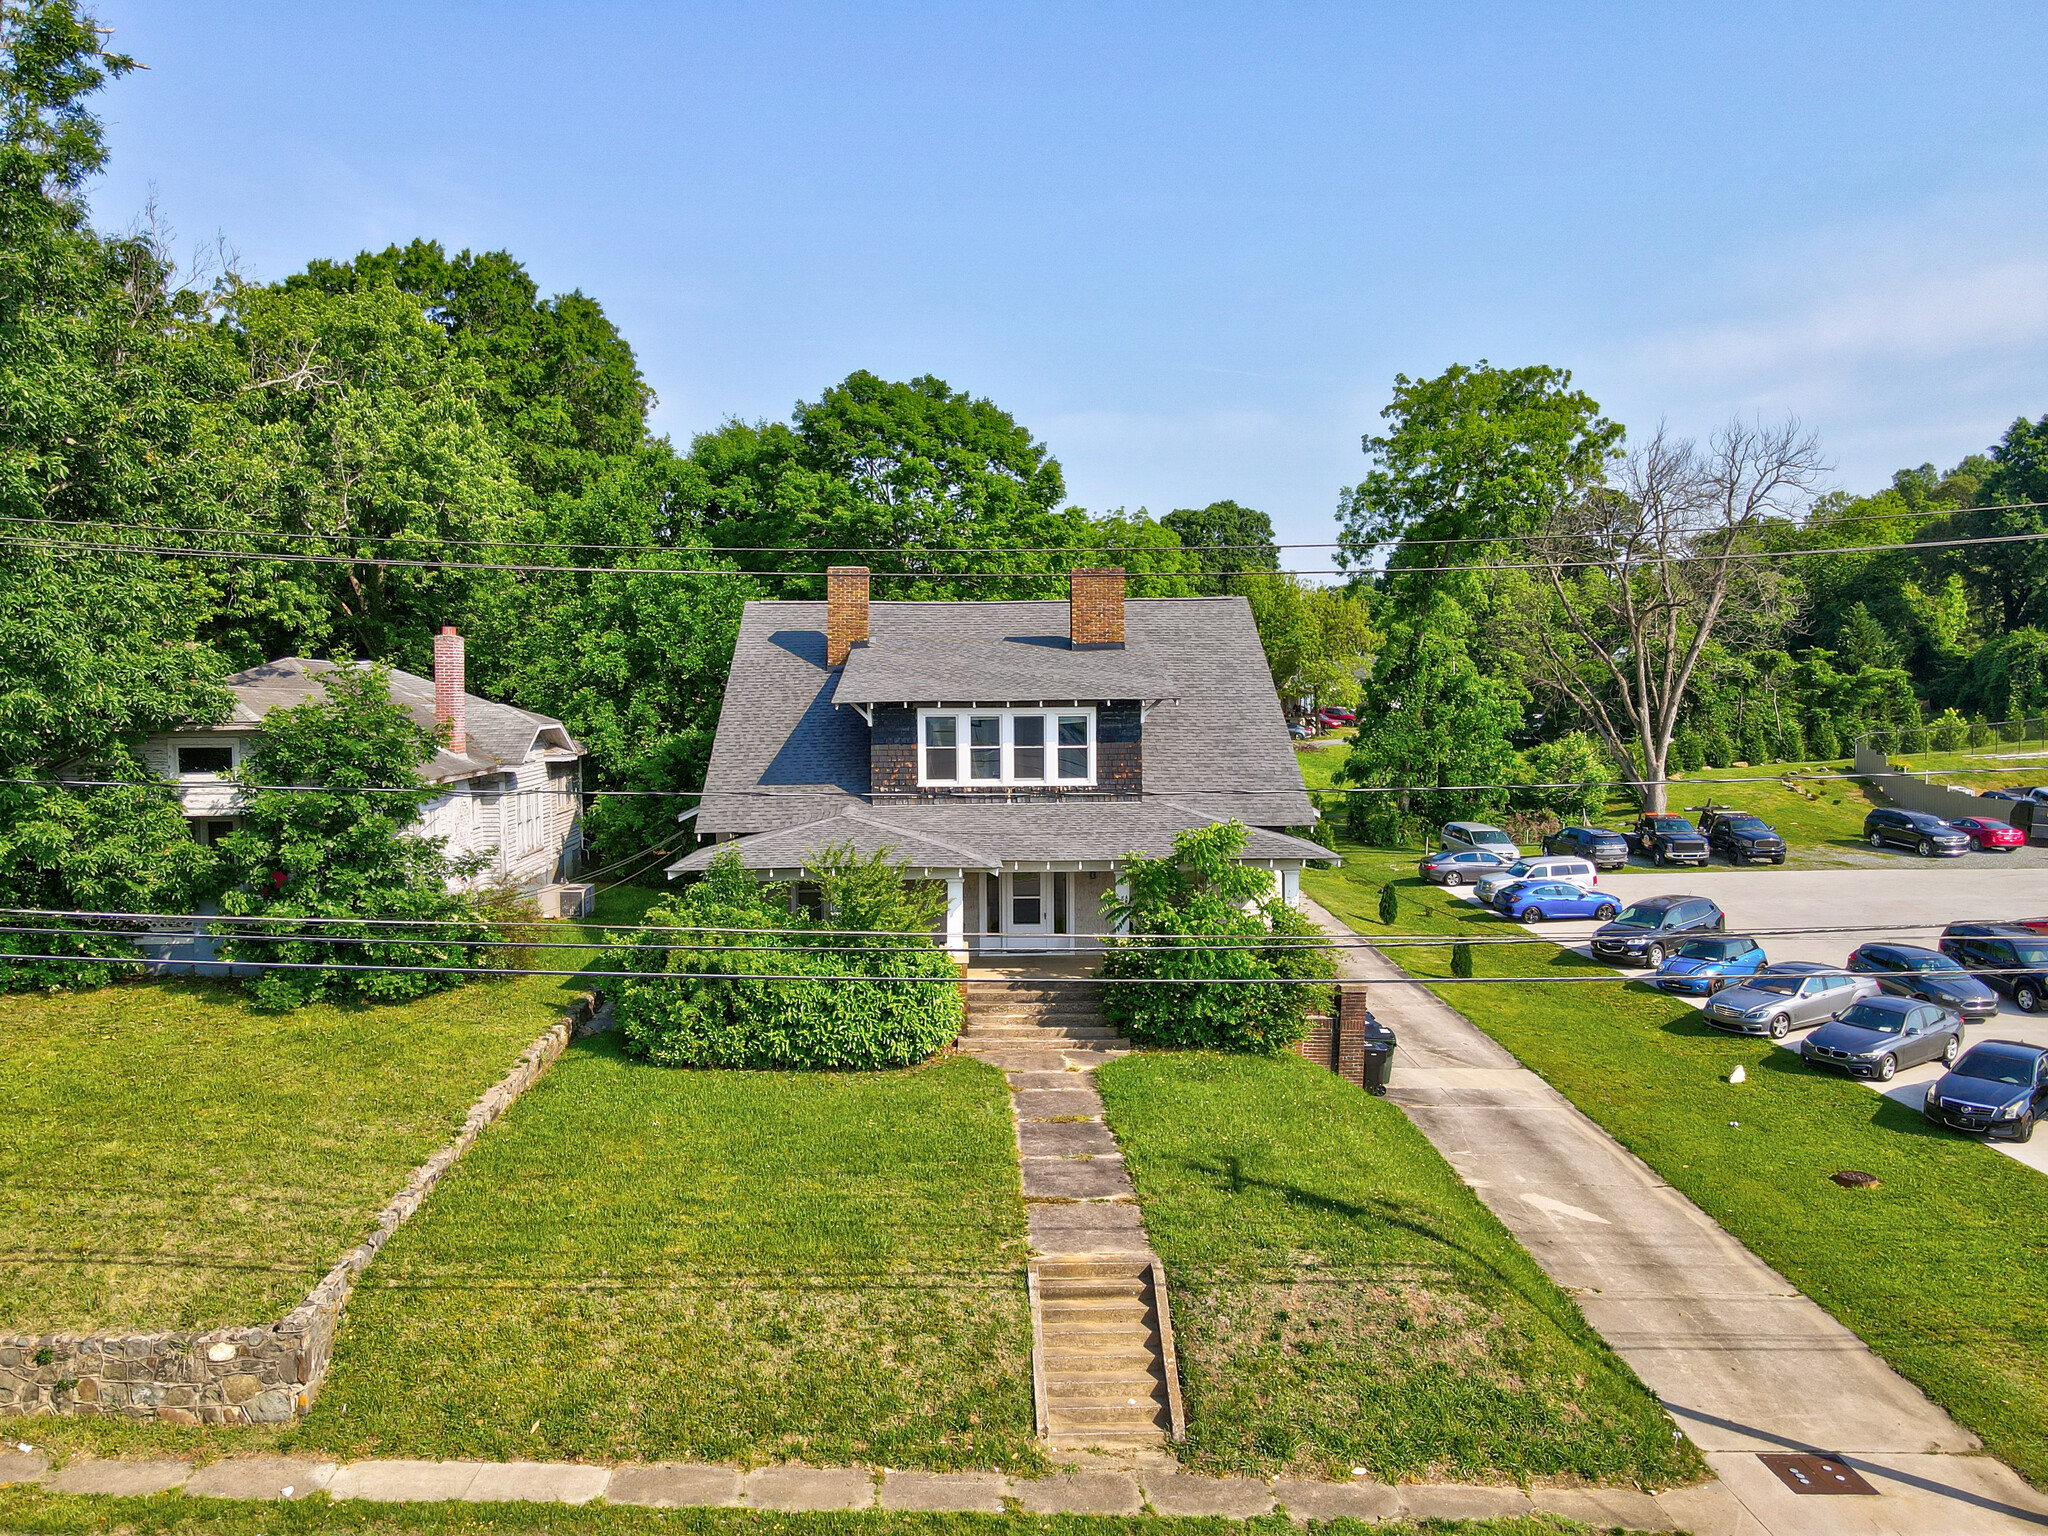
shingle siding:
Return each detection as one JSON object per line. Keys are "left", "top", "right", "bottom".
{"left": 871, "top": 705, "right": 918, "bottom": 793}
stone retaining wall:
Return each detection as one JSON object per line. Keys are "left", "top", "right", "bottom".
{"left": 0, "top": 992, "right": 603, "bottom": 1424}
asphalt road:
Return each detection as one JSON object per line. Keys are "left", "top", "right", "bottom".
{"left": 1470, "top": 863, "right": 2048, "bottom": 1175}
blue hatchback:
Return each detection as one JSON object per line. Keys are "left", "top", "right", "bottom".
{"left": 1497, "top": 880, "right": 1620, "bottom": 923}
{"left": 1654, "top": 934, "right": 1769, "bottom": 996}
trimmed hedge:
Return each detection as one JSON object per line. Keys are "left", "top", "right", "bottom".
{"left": 608, "top": 848, "right": 963, "bottom": 1071}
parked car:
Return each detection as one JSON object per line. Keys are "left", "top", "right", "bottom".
{"left": 1863, "top": 806, "right": 1971, "bottom": 857}
{"left": 1288, "top": 720, "right": 1316, "bottom": 740}
{"left": 1628, "top": 813, "right": 1710, "bottom": 866}
{"left": 1951, "top": 815, "right": 2025, "bottom": 852}
{"left": 1542, "top": 824, "right": 1631, "bottom": 869}
{"left": 1495, "top": 879, "right": 1620, "bottom": 924}
{"left": 1417, "top": 847, "right": 1516, "bottom": 887}
{"left": 1318, "top": 707, "right": 1355, "bottom": 727}
{"left": 1980, "top": 789, "right": 2028, "bottom": 804}
{"left": 1653, "top": 934, "right": 1768, "bottom": 996}
{"left": 1703, "top": 961, "right": 1879, "bottom": 1039}
{"left": 1924, "top": 1040, "right": 2048, "bottom": 1141}
{"left": 1440, "top": 821, "right": 1519, "bottom": 857}
{"left": 1800, "top": 995, "right": 1964, "bottom": 1081}
{"left": 1846, "top": 942, "right": 2001, "bottom": 1022}
{"left": 1938, "top": 923, "right": 2048, "bottom": 1012}
{"left": 1696, "top": 806, "right": 1788, "bottom": 865}
{"left": 1590, "top": 895, "right": 1726, "bottom": 967}
{"left": 1474, "top": 854, "right": 1599, "bottom": 904}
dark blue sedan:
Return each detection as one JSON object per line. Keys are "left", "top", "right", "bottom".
{"left": 1496, "top": 880, "right": 1620, "bottom": 923}
{"left": 1924, "top": 1040, "right": 2048, "bottom": 1141}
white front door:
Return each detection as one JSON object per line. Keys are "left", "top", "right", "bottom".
{"left": 1003, "top": 871, "right": 1057, "bottom": 951}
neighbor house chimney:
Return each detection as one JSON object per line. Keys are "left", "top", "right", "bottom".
{"left": 1070, "top": 567, "right": 1126, "bottom": 649}
{"left": 433, "top": 625, "right": 467, "bottom": 755}
{"left": 826, "top": 565, "right": 870, "bottom": 667}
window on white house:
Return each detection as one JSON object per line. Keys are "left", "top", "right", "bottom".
{"left": 1012, "top": 872, "right": 1043, "bottom": 926}
{"left": 178, "top": 746, "right": 233, "bottom": 775}
{"left": 916, "top": 707, "right": 1095, "bottom": 787}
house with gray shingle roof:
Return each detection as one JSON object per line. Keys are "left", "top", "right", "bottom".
{"left": 141, "top": 628, "right": 588, "bottom": 897}
{"left": 671, "top": 567, "right": 1332, "bottom": 956}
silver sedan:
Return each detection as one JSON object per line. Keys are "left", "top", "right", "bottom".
{"left": 1701, "top": 961, "right": 1883, "bottom": 1040}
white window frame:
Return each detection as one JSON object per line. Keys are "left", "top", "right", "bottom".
{"left": 916, "top": 706, "right": 1097, "bottom": 788}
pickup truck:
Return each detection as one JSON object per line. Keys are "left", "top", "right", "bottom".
{"left": 1630, "top": 813, "right": 1710, "bottom": 866}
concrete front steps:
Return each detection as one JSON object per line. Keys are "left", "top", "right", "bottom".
{"left": 1034, "top": 1257, "right": 1178, "bottom": 1449}
{"left": 959, "top": 966, "right": 1185, "bottom": 1453}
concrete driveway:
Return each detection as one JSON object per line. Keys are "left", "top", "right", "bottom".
{"left": 1458, "top": 863, "right": 2048, "bottom": 1174}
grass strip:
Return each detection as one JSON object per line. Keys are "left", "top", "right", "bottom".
{"left": 0, "top": 1488, "right": 1603, "bottom": 1536}
{"left": 266, "top": 1040, "right": 1038, "bottom": 1472}
{"left": 1305, "top": 842, "right": 2048, "bottom": 1487}
{"left": 1097, "top": 1051, "right": 1701, "bottom": 1488}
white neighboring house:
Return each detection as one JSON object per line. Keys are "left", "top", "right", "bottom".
{"left": 142, "top": 627, "right": 589, "bottom": 897}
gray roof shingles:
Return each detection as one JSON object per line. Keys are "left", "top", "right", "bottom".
{"left": 695, "top": 596, "right": 1316, "bottom": 842}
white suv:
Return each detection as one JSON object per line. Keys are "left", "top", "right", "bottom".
{"left": 1440, "top": 821, "right": 1518, "bottom": 857}
{"left": 1474, "top": 855, "right": 1600, "bottom": 905}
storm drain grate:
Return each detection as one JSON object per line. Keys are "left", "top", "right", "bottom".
{"left": 1757, "top": 1453, "right": 1878, "bottom": 1495}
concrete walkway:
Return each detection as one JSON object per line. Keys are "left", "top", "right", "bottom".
{"left": 1301, "top": 895, "right": 2048, "bottom": 1535}
{"left": 0, "top": 1445, "right": 1713, "bottom": 1528}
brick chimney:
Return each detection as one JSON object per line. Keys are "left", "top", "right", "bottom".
{"left": 826, "top": 565, "right": 870, "bottom": 667}
{"left": 1070, "top": 567, "right": 1126, "bottom": 649}
{"left": 432, "top": 625, "right": 467, "bottom": 755}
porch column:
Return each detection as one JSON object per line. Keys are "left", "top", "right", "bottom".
{"left": 1113, "top": 874, "right": 1131, "bottom": 936}
{"left": 944, "top": 874, "right": 967, "bottom": 962}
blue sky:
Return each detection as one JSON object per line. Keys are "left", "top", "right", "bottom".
{"left": 88, "top": 3, "right": 2048, "bottom": 567}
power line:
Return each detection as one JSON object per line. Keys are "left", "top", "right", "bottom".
{"left": 1, "top": 775, "right": 699, "bottom": 798}
{"left": 8, "top": 494, "right": 2035, "bottom": 559}
{"left": 10, "top": 524, "right": 2048, "bottom": 578}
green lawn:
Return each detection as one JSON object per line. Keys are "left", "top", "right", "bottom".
{"left": 1096, "top": 1052, "right": 1701, "bottom": 1489}
{"left": 0, "top": 889, "right": 656, "bottom": 1339}
{"left": 1305, "top": 845, "right": 2048, "bottom": 1488}
{"left": 273, "top": 1041, "right": 1038, "bottom": 1472}
{"left": 0, "top": 1488, "right": 1610, "bottom": 1536}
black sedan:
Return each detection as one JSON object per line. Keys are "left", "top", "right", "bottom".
{"left": 1924, "top": 1040, "right": 2048, "bottom": 1142}
{"left": 1846, "top": 942, "right": 2001, "bottom": 1023}
{"left": 1800, "top": 996, "right": 1963, "bottom": 1081}
{"left": 1589, "top": 894, "right": 1726, "bottom": 967}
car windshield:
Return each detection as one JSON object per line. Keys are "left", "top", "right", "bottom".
{"left": 1504, "top": 860, "right": 1535, "bottom": 876}
{"left": 1952, "top": 1047, "right": 2039, "bottom": 1087}
{"left": 1747, "top": 976, "right": 1801, "bottom": 996}
{"left": 1647, "top": 817, "right": 1697, "bottom": 833}
{"left": 1725, "top": 817, "right": 1769, "bottom": 833}
{"left": 2016, "top": 944, "right": 2048, "bottom": 967}
{"left": 1904, "top": 954, "right": 1963, "bottom": 974}
{"left": 1611, "top": 905, "right": 1668, "bottom": 928}
{"left": 1835, "top": 1003, "right": 1905, "bottom": 1033}
{"left": 1907, "top": 815, "right": 1950, "bottom": 830}
{"left": 1676, "top": 939, "right": 1737, "bottom": 959}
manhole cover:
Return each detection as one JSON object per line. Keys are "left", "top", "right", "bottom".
{"left": 1758, "top": 1453, "right": 1878, "bottom": 1495}
{"left": 1830, "top": 1169, "right": 1881, "bottom": 1189}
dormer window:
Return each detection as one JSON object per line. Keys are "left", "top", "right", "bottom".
{"left": 919, "top": 707, "right": 1094, "bottom": 787}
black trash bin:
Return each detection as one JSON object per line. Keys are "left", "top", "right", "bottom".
{"left": 1357, "top": 1015, "right": 1396, "bottom": 1095}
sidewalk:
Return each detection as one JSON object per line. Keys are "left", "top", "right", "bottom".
{"left": 0, "top": 1446, "right": 1699, "bottom": 1528}
{"left": 1301, "top": 896, "right": 2048, "bottom": 1536}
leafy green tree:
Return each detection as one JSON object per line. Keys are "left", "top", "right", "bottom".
{"left": 1928, "top": 414, "right": 2048, "bottom": 633}
{"left": 1836, "top": 601, "right": 1905, "bottom": 671}
{"left": 285, "top": 239, "right": 653, "bottom": 495}
{"left": 1337, "top": 362, "right": 1622, "bottom": 610}
{"left": 1336, "top": 595, "right": 1522, "bottom": 842}
{"left": 213, "top": 665, "right": 487, "bottom": 1009}
{"left": 1161, "top": 499, "right": 1280, "bottom": 584}
{"left": 1097, "top": 820, "right": 1334, "bottom": 1053}
{"left": 1952, "top": 629, "right": 2048, "bottom": 723}
{"left": 1511, "top": 731, "right": 1614, "bottom": 823}
{"left": 1237, "top": 573, "right": 1375, "bottom": 710}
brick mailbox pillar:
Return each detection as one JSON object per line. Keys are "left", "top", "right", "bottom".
{"left": 1297, "top": 982, "right": 1372, "bottom": 1088}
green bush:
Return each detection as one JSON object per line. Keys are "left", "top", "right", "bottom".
{"left": 1930, "top": 709, "right": 1969, "bottom": 753}
{"left": 1900, "top": 723, "right": 1931, "bottom": 755}
{"left": 609, "top": 846, "right": 961, "bottom": 1070}
{"left": 1671, "top": 731, "right": 1705, "bottom": 772}
{"left": 1098, "top": 821, "right": 1335, "bottom": 1054}
{"left": 1776, "top": 720, "right": 1806, "bottom": 762}
{"left": 1969, "top": 716, "right": 1995, "bottom": 750}
{"left": 1378, "top": 882, "right": 1400, "bottom": 925}
{"left": 1739, "top": 723, "right": 1774, "bottom": 765}
{"left": 1700, "top": 725, "right": 1734, "bottom": 768}
{"left": 1808, "top": 717, "right": 1841, "bottom": 760}
{"left": 1452, "top": 942, "right": 1474, "bottom": 978}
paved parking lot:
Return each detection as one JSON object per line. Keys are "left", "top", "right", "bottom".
{"left": 1459, "top": 863, "right": 2048, "bottom": 1174}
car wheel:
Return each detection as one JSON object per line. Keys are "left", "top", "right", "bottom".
{"left": 1769, "top": 1013, "right": 1791, "bottom": 1040}
{"left": 2018, "top": 982, "right": 2041, "bottom": 1014}
{"left": 1943, "top": 1034, "right": 1960, "bottom": 1065}
{"left": 1644, "top": 943, "right": 1666, "bottom": 968}
{"left": 1708, "top": 978, "right": 1725, "bottom": 995}
{"left": 1918, "top": 838, "right": 1935, "bottom": 857}
{"left": 1877, "top": 1053, "right": 1897, "bottom": 1081}
{"left": 2021, "top": 1113, "right": 2038, "bottom": 1145}
{"left": 1442, "top": 871, "right": 1462, "bottom": 887}
{"left": 1868, "top": 831, "right": 1884, "bottom": 848}
{"left": 1654, "top": 848, "right": 1667, "bottom": 866}
{"left": 1595, "top": 902, "right": 1617, "bottom": 921}
{"left": 1523, "top": 907, "right": 1543, "bottom": 923}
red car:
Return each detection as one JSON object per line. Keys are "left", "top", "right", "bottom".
{"left": 1318, "top": 707, "right": 1355, "bottom": 727}
{"left": 1952, "top": 816, "right": 2026, "bottom": 852}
